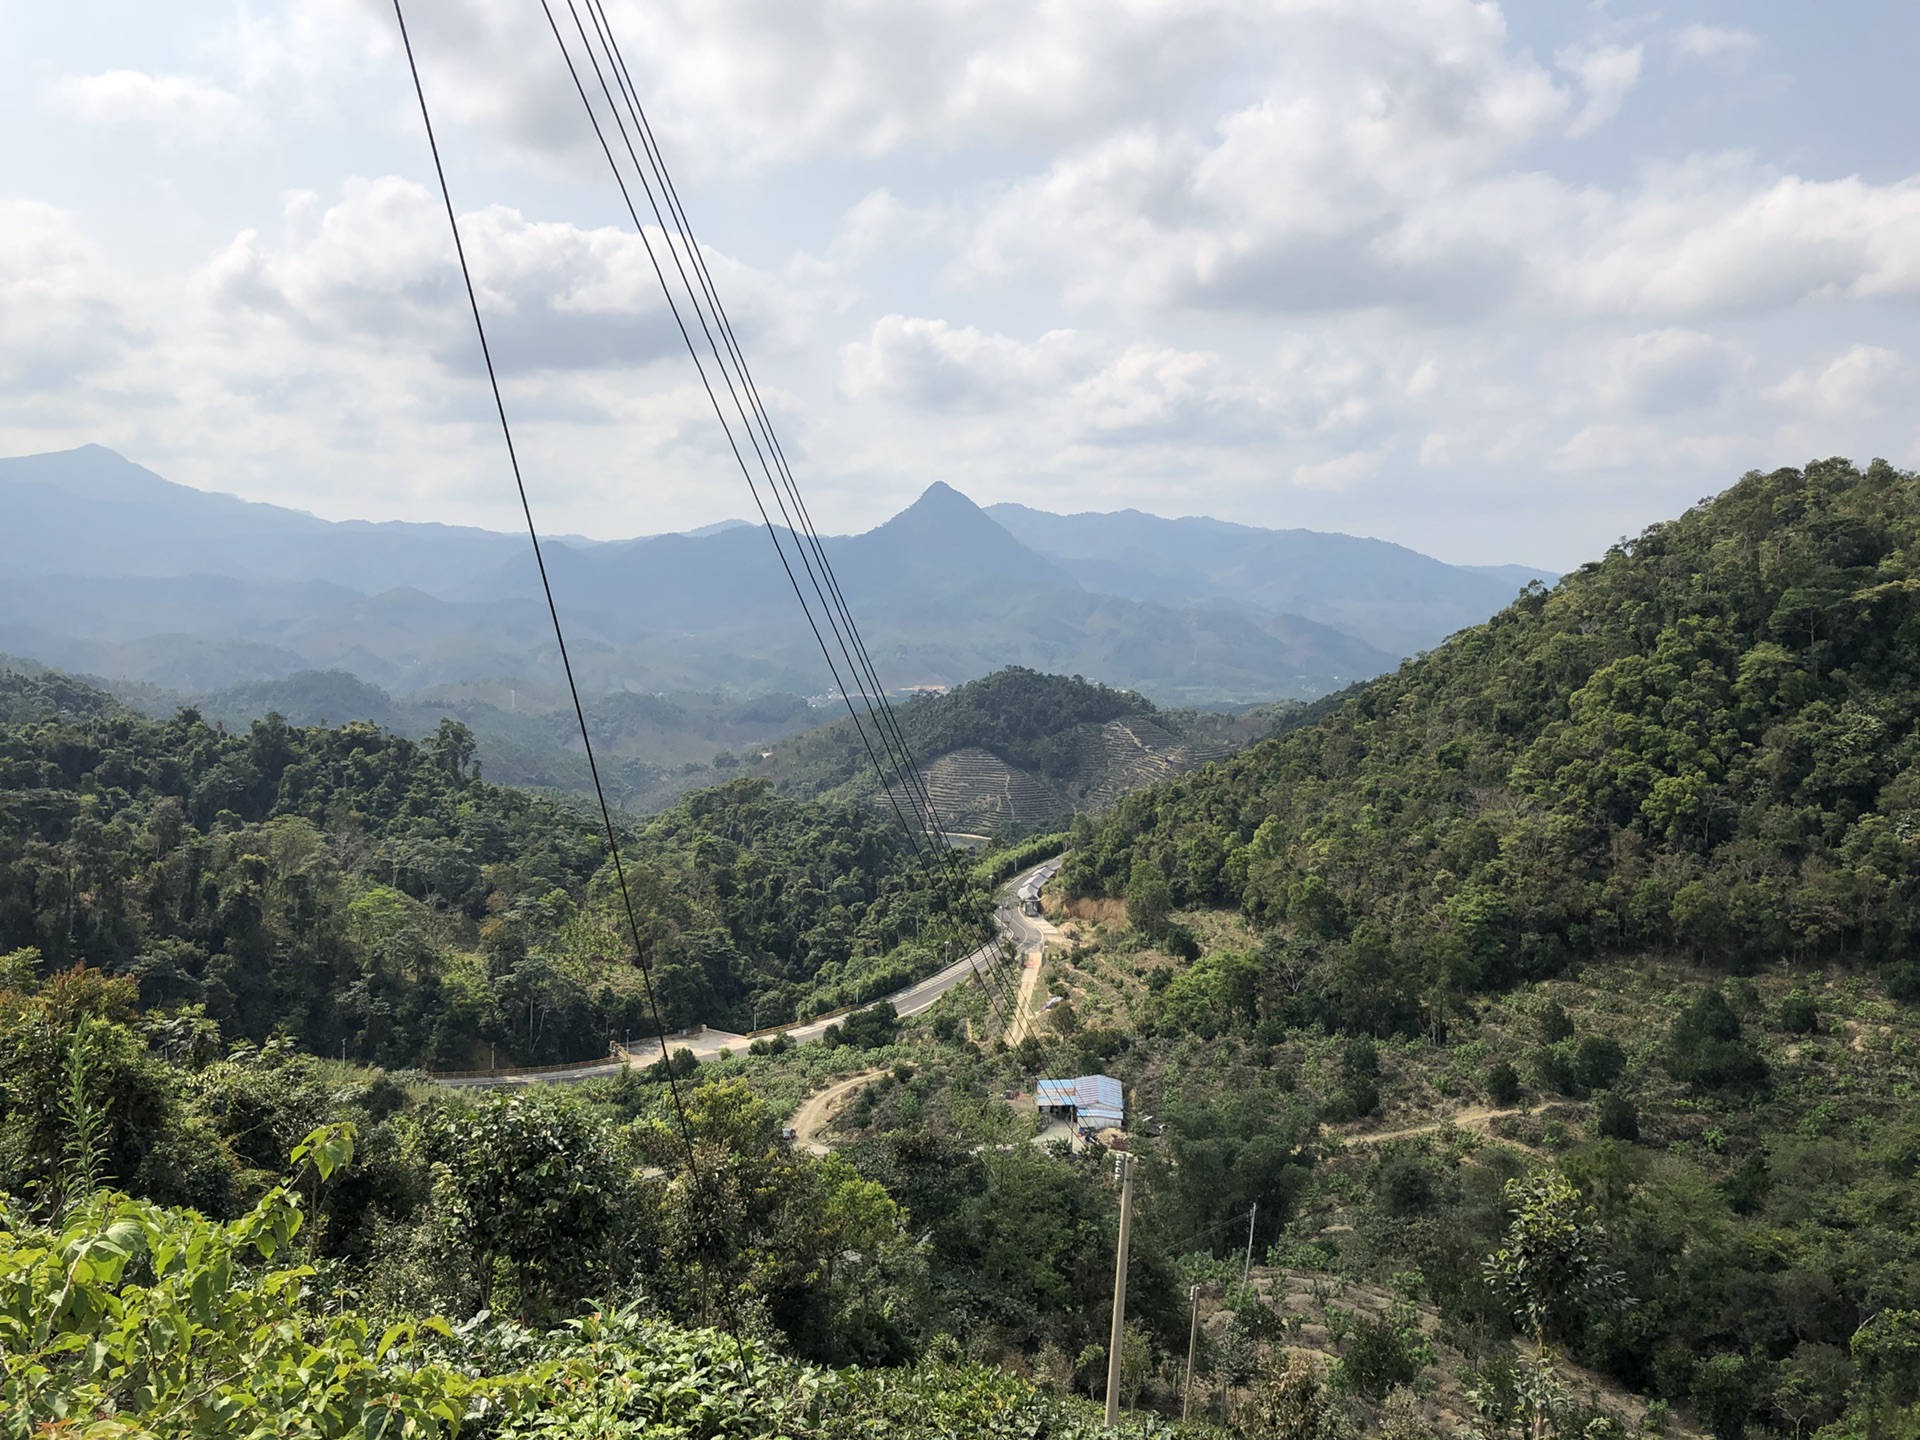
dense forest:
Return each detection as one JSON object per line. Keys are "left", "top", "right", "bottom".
{"left": 1069, "top": 458, "right": 1920, "bottom": 1029}
{"left": 1035, "top": 458, "right": 1920, "bottom": 1439}
{"left": 0, "top": 671, "right": 988, "bottom": 1068}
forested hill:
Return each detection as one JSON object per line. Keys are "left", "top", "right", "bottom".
{"left": 764, "top": 666, "right": 1292, "bottom": 836}
{"left": 1068, "top": 458, "right": 1920, "bottom": 1027}
{"left": 0, "top": 670, "right": 985, "bottom": 1067}
{"left": 772, "top": 669, "right": 1151, "bottom": 787}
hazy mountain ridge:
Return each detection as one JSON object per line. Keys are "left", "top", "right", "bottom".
{"left": 984, "top": 501, "right": 1557, "bottom": 655}
{"left": 2, "top": 448, "right": 1410, "bottom": 705}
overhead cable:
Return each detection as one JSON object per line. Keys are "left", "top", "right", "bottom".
{"left": 540, "top": 0, "right": 954, "bottom": 856}
{"left": 389, "top": 0, "right": 741, "bottom": 1342}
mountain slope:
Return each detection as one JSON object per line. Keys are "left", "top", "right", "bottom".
{"left": 1069, "top": 457, "right": 1920, "bottom": 1020}
{"left": 755, "top": 667, "right": 1292, "bottom": 835}
{"left": 0, "top": 665, "right": 988, "bottom": 1063}
{"left": 1, "top": 447, "right": 1397, "bottom": 703}
{"left": 0, "top": 443, "right": 530, "bottom": 592}
{"left": 986, "top": 501, "right": 1556, "bottom": 655}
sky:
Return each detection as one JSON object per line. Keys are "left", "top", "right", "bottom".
{"left": 2, "top": 1, "right": 1916, "bottom": 569}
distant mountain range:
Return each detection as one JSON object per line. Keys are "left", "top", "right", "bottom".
{"left": 0, "top": 445, "right": 1550, "bottom": 699}
{"left": 0, "top": 445, "right": 1554, "bottom": 800}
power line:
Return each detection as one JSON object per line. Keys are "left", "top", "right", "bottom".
{"left": 388, "top": 0, "right": 741, "bottom": 1342}
{"left": 537, "top": 0, "right": 1013, "bottom": 1041}
{"left": 550, "top": 0, "right": 957, "bottom": 859}
{"left": 533, "top": 0, "right": 942, "bottom": 869}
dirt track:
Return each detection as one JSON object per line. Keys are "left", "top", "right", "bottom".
{"left": 1337, "top": 1102, "right": 1553, "bottom": 1154}
{"left": 789, "top": 1069, "right": 885, "bottom": 1155}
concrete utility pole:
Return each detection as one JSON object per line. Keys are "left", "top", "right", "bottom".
{"left": 1104, "top": 1152, "right": 1136, "bottom": 1429}
{"left": 1182, "top": 1283, "right": 1201, "bottom": 1421}
{"left": 1244, "top": 1201, "right": 1258, "bottom": 1281}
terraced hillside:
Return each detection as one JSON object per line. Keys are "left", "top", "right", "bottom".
{"left": 781, "top": 668, "right": 1287, "bottom": 837}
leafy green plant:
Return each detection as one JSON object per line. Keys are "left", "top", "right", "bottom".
{"left": 1, "top": 1125, "right": 498, "bottom": 1438}
{"left": 1332, "top": 1301, "right": 1435, "bottom": 1400}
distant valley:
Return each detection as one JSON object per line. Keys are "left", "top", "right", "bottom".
{"left": 0, "top": 444, "right": 1552, "bottom": 805}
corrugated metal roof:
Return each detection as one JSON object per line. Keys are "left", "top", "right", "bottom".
{"left": 1016, "top": 862, "right": 1062, "bottom": 901}
{"left": 1035, "top": 1074, "right": 1124, "bottom": 1126}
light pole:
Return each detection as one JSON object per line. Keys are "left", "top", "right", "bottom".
{"left": 1183, "top": 1283, "right": 1201, "bottom": 1421}
{"left": 1104, "top": 1152, "right": 1136, "bottom": 1429}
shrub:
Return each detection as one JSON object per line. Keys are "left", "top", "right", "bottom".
{"left": 1341, "top": 1078, "right": 1381, "bottom": 1121}
{"left": 1532, "top": 1042, "right": 1581, "bottom": 1096}
{"left": 1536, "top": 1001, "right": 1575, "bottom": 1045}
{"left": 839, "top": 1002, "right": 899, "bottom": 1050}
{"left": 1721, "top": 1152, "right": 1770, "bottom": 1216}
{"left": 1776, "top": 991, "right": 1819, "bottom": 1034}
{"left": 1163, "top": 923, "right": 1202, "bottom": 961}
{"left": 1690, "top": 1352, "right": 1768, "bottom": 1440}
{"left": 648, "top": 1046, "right": 700, "bottom": 1081}
{"left": 1666, "top": 989, "right": 1769, "bottom": 1094}
{"left": 1334, "top": 1302, "right": 1433, "bottom": 1400}
{"left": 1594, "top": 1092, "right": 1640, "bottom": 1142}
{"left": 1575, "top": 1034, "right": 1627, "bottom": 1091}
{"left": 1485, "top": 1060, "right": 1523, "bottom": 1107}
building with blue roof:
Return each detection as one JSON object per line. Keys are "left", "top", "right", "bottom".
{"left": 1035, "top": 1074, "right": 1124, "bottom": 1131}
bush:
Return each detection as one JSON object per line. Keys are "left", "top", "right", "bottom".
{"left": 1666, "top": 989, "right": 1769, "bottom": 1094}
{"left": 1721, "top": 1152, "right": 1770, "bottom": 1216}
{"left": 1531, "top": 1042, "right": 1581, "bottom": 1096}
{"left": 1691, "top": 1352, "right": 1768, "bottom": 1440}
{"left": 1594, "top": 1091, "right": 1640, "bottom": 1142}
{"left": 1374, "top": 1149, "right": 1442, "bottom": 1217}
{"left": 1537, "top": 1001, "right": 1575, "bottom": 1045}
{"left": 1342, "top": 1035, "right": 1380, "bottom": 1081}
{"left": 1575, "top": 1034, "right": 1627, "bottom": 1091}
{"left": 1346, "top": 1077, "right": 1381, "bottom": 1119}
{"left": 838, "top": 1003, "right": 899, "bottom": 1050}
{"left": 1776, "top": 990, "right": 1819, "bottom": 1034}
{"left": 1485, "top": 1060, "right": 1523, "bottom": 1107}
{"left": 648, "top": 1046, "right": 700, "bottom": 1081}
{"left": 1125, "top": 862, "right": 1173, "bottom": 939}
{"left": 1334, "top": 1303, "right": 1433, "bottom": 1400}
{"left": 1163, "top": 923, "right": 1202, "bottom": 961}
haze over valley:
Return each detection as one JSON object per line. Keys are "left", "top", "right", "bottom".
{"left": 2, "top": 443, "right": 1550, "bottom": 806}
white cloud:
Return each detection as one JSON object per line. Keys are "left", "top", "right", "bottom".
{"left": 342, "top": 0, "right": 1311, "bottom": 170}
{"left": 1292, "top": 444, "right": 1392, "bottom": 490}
{"left": 841, "top": 315, "right": 1092, "bottom": 412}
{"left": 1672, "top": 24, "right": 1759, "bottom": 65}
{"left": 50, "top": 70, "right": 250, "bottom": 146}
{"left": 1582, "top": 329, "right": 1745, "bottom": 416}
{"left": 841, "top": 315, "right": 1273, "bottom": 447}
{"left": 196, "top": 176, "right": 792, "bottom": 376}
{"left": 1768, "top": 345, "right": 1903, "bottom": 420}
{"left": 1547, "top": 160, "right": 1920, "bottom": 319}
{"left": 0, "top": 201, "right": 139, "bottom": 396}
{"left": 1556, "top": 43, "right": 1643, "bottom": 138}
{"left": 965, "top": 4, "right": 1569, "bottom": 314}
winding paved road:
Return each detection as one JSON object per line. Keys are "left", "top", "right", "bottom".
{"left": 439, "top": 858, "right": 1063, "bottom": 1089}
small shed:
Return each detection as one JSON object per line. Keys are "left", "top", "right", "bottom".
{"left": 1017, "top": 860, "right": 1061, "bottom": 916}
{"left": 1035, "top": 1073, "right": 1124, "bottom": 1131}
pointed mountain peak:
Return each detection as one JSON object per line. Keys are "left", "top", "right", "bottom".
{"left": 903, "top": 480, "right": 981, "bottom": 515}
